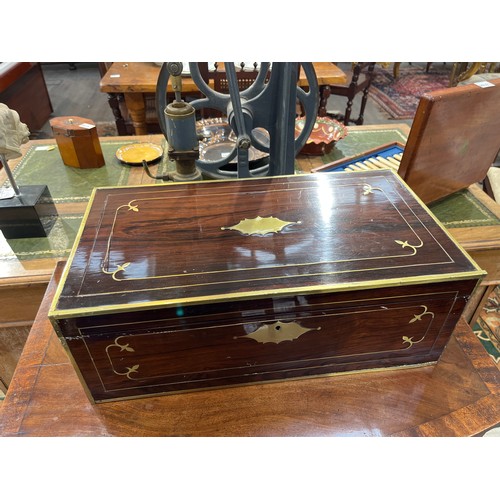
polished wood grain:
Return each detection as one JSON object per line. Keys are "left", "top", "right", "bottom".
{"left": 56, "top": 280, "right": 476, "bottom": 401}
{"left": 1, "top": 262, "right": 498, "bottom": 436}
{"left": 99, "top": 62, "right": 347, "bottom": 134}
{"left": 398, "top": 78, "right": 500, "bottom": 204}
{"left": 49, "top": 170, "right": 482, "bottom": 400}
{"left": 53, "top": 171, "right": 481, "bottom": 311}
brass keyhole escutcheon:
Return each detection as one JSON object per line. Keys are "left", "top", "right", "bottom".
{"left": 237, "top": 320, "right": 321, "bottom": 344}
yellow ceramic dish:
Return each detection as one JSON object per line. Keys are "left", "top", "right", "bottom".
{"left": 116, "top": 143, "right": 163, "bottom": 165}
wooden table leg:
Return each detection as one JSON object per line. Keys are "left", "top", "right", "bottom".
{"left": 124, "top": 93, "right": 148, "bottom": 135}
{"left": 318, "top": 85, "right": 331, "bottom": 117}
{"left": 107, "top": 93, "right": 128, "bottom": 135}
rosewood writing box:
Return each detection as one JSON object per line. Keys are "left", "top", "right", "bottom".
{"left": 48, "top": 171, "right": 485, "bottom": 403}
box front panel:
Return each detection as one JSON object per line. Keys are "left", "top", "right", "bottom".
{"left": 57, "top": 281, "right": 475, "bottom": 402}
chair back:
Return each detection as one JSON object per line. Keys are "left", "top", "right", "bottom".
{"left": 212, "top": 63, "right": 270, "bottom": 93}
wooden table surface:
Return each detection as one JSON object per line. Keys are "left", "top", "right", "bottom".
{"left": 100, "top": 62, "right": 347, "bottom": 134}
{"left": 99, "top": 62, "right": 347, "bottom": 94}
{"left": 0, "top": 261, "right": 498, "bottom": 437}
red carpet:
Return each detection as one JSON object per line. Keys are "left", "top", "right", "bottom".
{"left": 369, "top": 63, "right": 452, "bottom": 120}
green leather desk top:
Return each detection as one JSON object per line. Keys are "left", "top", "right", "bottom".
{"left": 1, "top": 130, "right": 499, "bottom": 262}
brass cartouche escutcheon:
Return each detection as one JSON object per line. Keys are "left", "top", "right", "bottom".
{"left": 237, "top": 320, "right": 321, "bottom": 344}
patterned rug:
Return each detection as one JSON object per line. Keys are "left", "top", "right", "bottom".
{"left": 369, "top": 63, "right": 452, "bottom": 120}
{"left": 474, "top": 286, "right": 500, "bottom": 364}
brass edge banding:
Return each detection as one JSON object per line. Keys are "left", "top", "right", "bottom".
{"left": 49, "top": 270, "right": 483, "bottom": 319}
{"left": 49, "top": 317, "right": 97, "bottom": 404}
{"left": 48, "top": 187, "right": 99, "bottom": 317}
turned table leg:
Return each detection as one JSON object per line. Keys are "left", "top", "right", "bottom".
{"left": 318, "top": 85, "right": 331, "bottom": 117}
{"left": 124, "top": 93, "right": 148, "bottom": 135}
{"left": 107, "top": 93, "right": 128, "bottom": 135}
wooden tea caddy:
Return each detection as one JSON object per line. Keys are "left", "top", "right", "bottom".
{"left": 50, "top": 116, "right": 105, "bottom": 169}
{"left": 48, "top": 171, "right": 484, "bottom": 402}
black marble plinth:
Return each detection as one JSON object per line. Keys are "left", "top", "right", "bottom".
{"left": 0, "top": 185, "right": 58, "bottom": 239}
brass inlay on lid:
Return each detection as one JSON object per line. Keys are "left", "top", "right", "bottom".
{"left": 221, "top": 216, "right": 302, "bottom": 236}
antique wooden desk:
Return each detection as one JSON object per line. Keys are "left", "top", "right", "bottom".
{"left": 0, "top": 261, "right": 498, "bottom": 436}
{"left": 99, "top": 62, "right": 347, "bottom": 135}
{"left": 1, "top": 124, "right": 500, "bottom": 390}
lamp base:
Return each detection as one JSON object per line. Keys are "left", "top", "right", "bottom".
{"left": 0, "top": 185, "right": 58, "bottom": 239}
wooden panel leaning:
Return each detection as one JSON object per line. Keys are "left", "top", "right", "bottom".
{"left": 314, "top": 79, "right": 500, "bottom": 205}
{"left": 48, "top": 171, "right": 484, "bottom": 403}
{"left": 398, "top": 78, "right": 500, "bottom": 203}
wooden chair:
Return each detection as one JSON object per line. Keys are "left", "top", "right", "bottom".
{"left": 449, "top": 62, "right": 500, "bottom": 87}
{"left": 198, "top": 63, "right": 271, "bottom": 118}
{"left": 325, "top": 62, "right": 376, "bottom": 125}
{"left": 211, "top": 62, "right": 270, "bottom": 94}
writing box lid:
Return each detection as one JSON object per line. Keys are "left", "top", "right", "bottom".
{"left": 49, "top": 170, "right": 484, "bottom": 319}
{"left": 398, "top": 78, "right": 500, "bottom": 203}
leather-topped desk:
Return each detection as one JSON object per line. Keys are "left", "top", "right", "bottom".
{"left": 0, "top": 261, "right": 498, "bottom": 436}
{"left": 99, "top": 62, "right": 347, "bottom": 135}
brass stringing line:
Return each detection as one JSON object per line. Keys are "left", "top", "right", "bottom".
{"left": 99, "top": 182, "right": 366, "bottom": 278}
{"left": 98, "top": 179, "right": 430, "bottom": 282}
{"left": 78, "top": 290, "right": 456, "bottom": 330}
{"left": 91, "top": 301, "right": 440, "bottom": 386}
{"left": 385, "top": 171, "right": 482, "bottom": 273}
{"left": 75, "top": 266, "right": 466, "bottom": 300}
{"left": 378, "top": 174, "right": 457, "bottom": 265}
{"left": 102, "top": 241, "right": 435, "bottom": 282}
{"left": 82, "top": 338, "right": 109, "bottom": 392}
{"left": 402, "top": 305, "right": 435, "bottom": 348}
{"left": 102, "top": 200, "right": 139, "bottom": 275}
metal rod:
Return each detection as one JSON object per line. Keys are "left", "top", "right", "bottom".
{"left": 0, "top": 153, "right": 21, "bottom": 196}
{"left": 225, "top": 62, "right": 247, "bottom": 137}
